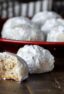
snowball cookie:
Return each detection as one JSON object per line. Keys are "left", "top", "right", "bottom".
{"left": 41, "top": 18, "right": 64, "bottom": 35}
{"left": 0, "top": 52, "right": 28, "bottom": 82}
{"left": 32, "top": 11, "right": 61, "bottom": 27}
{"left": 47, "top": 25, "right": 64, "bottom": 42}
{"left": 17, "top": 45, "right": 55, "bottom": 74}
{"left": 1, "top": 17, "right": 45, "bottom": 41}
{"left": 41, "top": 18, "right": 59, "bottom": 35}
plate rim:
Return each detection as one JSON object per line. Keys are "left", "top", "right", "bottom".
{"left": 0, "top": 38, "right": 64, "bottom": 45}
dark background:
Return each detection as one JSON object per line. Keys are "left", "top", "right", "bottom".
{"left": 52, "top": 0, "right": 64, "bottom": 18}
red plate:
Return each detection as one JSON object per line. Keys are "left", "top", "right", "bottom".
{"left": 0, "top": 18, "right": 64, "bottom": 46}
{"left": 0, "top": 38, "right": 64, "bottom": 46}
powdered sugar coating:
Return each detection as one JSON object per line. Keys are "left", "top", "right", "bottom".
{"left": 41, "top": 18, "right": 60, "bottom": 35}
{"left": 17, "top": 45, "right": 55, "bottom": 74}
{"left": 32, "top": 11, "right": 61, "bottom": 27}
{"left": 47, "top": 25, "right": 64, "bottom": 42}
{"left": 1, "top": 17, "right": 45, "bottom": 41}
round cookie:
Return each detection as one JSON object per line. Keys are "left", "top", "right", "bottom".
{"left": 47, "top": 25, "right": 64, "bottom": 42}
{"left": 32, "top": 11, "right": 61, "bottom": 28}
{"left": 17, "top": 45, "right": 55, "bottom": 74}
{"left": 1, "top": 17, "right": 45, "bottom": 41}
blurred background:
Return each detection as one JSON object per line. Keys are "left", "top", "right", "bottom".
{"left": 0, "top": 0, "right": 64, "bottom": 18}
{"left": 52, "top": 0, "right": 64, "bottom": 18}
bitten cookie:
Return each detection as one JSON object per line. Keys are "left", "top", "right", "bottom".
{"left": 0, "top": 52, "right": 28, "bottom": 82}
